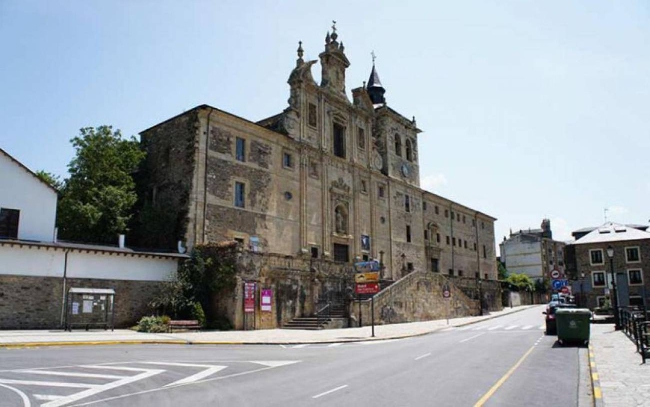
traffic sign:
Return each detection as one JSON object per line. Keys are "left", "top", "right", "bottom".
{"left": 355, "top": 272, "right": 380, "bottom": 284}
{"left": 354, "top": 261, "right": 380, "bottom": 272}
{"left": 552, "top": 279, "right": 568, "bottom": 290}
{"left": 550, "top": 269, "right": 560, "bottom": 279}
{"left": 355, "top": 282, "right": 380, "bottom": 295}
{"left": 560, "top": 286, "right": 570, "bottom": 294}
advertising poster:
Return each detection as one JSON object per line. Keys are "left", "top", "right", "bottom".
{"left": 244, "top": 282, "right": 256, "bottom": 313}
{"left": 261, "top": 289, "right": 272, "bottom": 312}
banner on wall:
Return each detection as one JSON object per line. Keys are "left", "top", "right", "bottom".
{"left": 261, "top": 289, "right": 272, "bottom": 312}
{"left": 244, "top": 282, "right": 256, "bottom": 313}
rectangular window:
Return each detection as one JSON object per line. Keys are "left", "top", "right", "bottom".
{"left": 458, "top": 270, "right": 464, "bottom": 277}
{"left": 448, "top": 269, "right": 454, "bottom": 276}
{"left": 481, "top": 221, "right": 485, "bottom": 229}
{"left": 596, "top": 296, "right": 607, "bottom": 308}
{"left": 361, "top": 180, "right": 368, "bottom": 193}
{"left": 311, "top": 247, "right": 319, "bottom": 258}
{"left": 484, "top": 273, "right": 488, "bottom": 280}
{"left": 423, "top": 202, "right": 427, "bottom": 211}
{"left": 464, "top": 240, "right": 467, "bottom": 249}
{"left": 592, "top": 271, "right": 606, "bottom": 287}
{"left": 472, "top": 219, "right": 476, "bottom": 227}
{"left": 308, "top": 103, "right": 317, "bottom": 127}
{"left": 357, "top": 127, "right": 365, "bottom": 149}
{"left": 333, "top": 123, "right": 346, "bottom": 158}
{"left": 482, "top": 245, "right": 487, "bottom": 258}
{"left": 283, "top": 152, "right": 293, "bottom": 168}
{"left": 0, "top": 208, "right": 20, "bottom": 239}
{"left": 378, "top": 185, "right": 385, "bottom": 198}
{"left": 625, "top": 247, "right": 640, "bottom": 263}
{"left": 445, "top": 209, "right": 449, "bottom": 218}
{"left": 407, "top": 262, "right": 414, "bottom": 271}
{"left": 452, "top": 237, "right": 456, "bottom": 246}
{"left": 463, "top": 215, "right": 466, "bottom": 224}
{"left": 473, "top": 243, "right": 477, "bottom": 251}
{"left": 590, "top": 249, "right": 604, "bottom": 265}
{"left": 628, "top": 269, "right": 643, "bottom": 285}
{"left": 234, "top": 182, "right": 245, "bottom": 208}
{"left": 363, "top": 254, "right": 369, "bottom": 261}
{"left": 431, "top": 258, "right": 439, "bottom": 272}
{"left": 436, "top": 233, "right": 440, "bottom": 243}
{"left": 424, "top": 230, "right": 429, "bottom": 240}
{"left": 235, "top": 137, "right": 246, "bottom": 162}
{"left": 333, "top": 243, "right": 349, "bottom": 262}
{"left": 451, "top": 211, "right": 454, "bottom": 220}
{"left": 435, "top": 205, "right": 439, "bottom": 214}
{"left": 405, "top": 195, "right": 411, "bottom": 212}
{"left": 457, "top": 213, "right": 460, "bottom": 221}
{"left": 406, "top": 225, "right": 411, "bottom": 243}
{"left": 446, "top": 236, "right": 450, "bottom": 245}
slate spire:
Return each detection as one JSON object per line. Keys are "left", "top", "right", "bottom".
{"left": 367, "top": 52, "right": 386, "bottom": 104}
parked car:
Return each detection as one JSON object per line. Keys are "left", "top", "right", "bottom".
{"left": 543, "top": 302, "right": 576, "bottom": 334}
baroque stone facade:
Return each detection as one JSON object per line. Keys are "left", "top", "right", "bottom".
{"left": 138, "top": 26, "right": 497, "bottom": 284}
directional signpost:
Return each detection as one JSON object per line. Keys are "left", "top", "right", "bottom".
{"left": 354, "top": 261, "right": 380, "bottom": 337}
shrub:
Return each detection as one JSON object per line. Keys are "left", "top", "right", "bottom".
{"left": 137, "top": 315, "right": 167, "bottom": 333}
{"left": 191, "top": 302, "right": 206, "bottom": 327}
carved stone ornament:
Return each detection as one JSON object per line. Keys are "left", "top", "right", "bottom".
{"left": 372, "top": 150, "right": 383, "bottom": 170}
{"left": 282, "top": 109, "right": 300, "bottom": 138}
{"left": 330, "top": 177, "right": 350, "bottom": 195}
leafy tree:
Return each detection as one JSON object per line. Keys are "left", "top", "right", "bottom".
{"left": 56, "top": 126, "right": 145, "bottom": 244}
{"left": 497, "top": 260, "right": 509, "bottom": 280}
{"left": 35, "top": 170, "right": 63, "bottom": 191}
{"left": 505, "top": 273, "right": 534, "bottom": 291}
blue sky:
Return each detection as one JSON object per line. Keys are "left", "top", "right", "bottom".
{"left": 2, "top": 1, "right": 649, "bottom": 246}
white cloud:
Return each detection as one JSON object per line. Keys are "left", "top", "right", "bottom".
{"left": 421, "top": 173, "right": 448, "bottom": 192}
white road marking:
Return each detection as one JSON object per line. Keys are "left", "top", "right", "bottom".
{"left": 140, "top": 363, "right": 228, "bottom": 387}
{"left": 312, "top": 384, "right": 348, "bottom": 399}
{"left": 415, "top": 353, "right": 431, "bottom": 361}
{"left": 34, "top": 395, "right": 63, "bottom": 401}
{"left": 440, "top": 327, "right": 455, "bottom": 332}
{"left": 0, "top": 379, "right": 96, "bottom": 388}
{"left": 279, "top": 345, "right": 287, "bottom": 348}
{"left": 328, "top": 343, "right": 343, "bottom": 347}
{"left": 521, "top": 325, "right": 533, "bottom": 330}
{"left": 41, "top": 367, "right": 164, "bottom": 407}
{"left": 505, "top": 325, "right": 518, "bottom": 330}
{"left": 79, "top": 365, "right": 156, "bottom": 372}
{"left": 488, "top": 325, "right": 503, "bottom": 331}
{"left": 249, "top": 361, "right": 301, "bottom": 368}
{"left": 356, "top": 339, "right": 399, "bottom": 345}
{"left": 0, "top": 383, "right": 31, "bottom": 407}
{"left": 457, "top": 326, "right": 474, "bottom": 330}
{"left": 472, "top": 326, "right": 488, "bottom": 330}
{"left": 292, "top": 344, "right": 309, "bottom": 348}
{"left": 460, "top": 333, "right": 485, "bottom": 343}
{"left": 17, "top": 370, "right": 125, "bottom": 380}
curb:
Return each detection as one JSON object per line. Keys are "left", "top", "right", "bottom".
{"left": 0, "top": 306, "right": 537, "bottom": 349}
{"left": 588, "top": 344, "right": 605, "bottom": 407}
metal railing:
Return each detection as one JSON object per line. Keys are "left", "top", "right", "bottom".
{"left": 618, "top": 306, "right": 649, "bottom": 364}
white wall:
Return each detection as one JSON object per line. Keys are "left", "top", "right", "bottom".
{"left": 501, "top": 240, "right": 543, "bottom": 278}
{"left": 0, "top": 153, "right": 57, "bottom": 242}
{"left": 0, "top": 245, "right": 179, "bottom": 281}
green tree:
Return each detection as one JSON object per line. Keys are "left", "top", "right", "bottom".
{"left": 57, "top": 126, "right": 145, "bottom": 244}
{"left": 35, "top": 170, "right": 63, "bottom": 191}
{"left": 505, "top": 273, "right": 534, "bottom": 291}
{"left": 497, "top": 260, "right": 509, "bottom": 280}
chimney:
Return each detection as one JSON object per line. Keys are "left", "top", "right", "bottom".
{"left": 118, "top": 234, "right": 125, "bottom": 249}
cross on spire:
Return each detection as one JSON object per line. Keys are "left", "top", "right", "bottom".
{"left": 332, "top": 20, "right": 337, "bottom": 33}
{"left": 371, "top": 50, "right": 376, "bottom": 65}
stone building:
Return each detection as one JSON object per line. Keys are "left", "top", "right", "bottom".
{"left": 567, "top": 222, "right": 650, "bottom": 310}
{"left": 136, "top": 26, "right": 498, "bottom": 327}
{"left": 499, "top": 219, "right": 566, "bottom": 282}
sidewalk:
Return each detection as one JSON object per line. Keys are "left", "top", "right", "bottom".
{"left": 589, "top": 323, "right": 650, "bottom": 406}
{"left": 0, "top": 306, "right": 530, "bottom": 347}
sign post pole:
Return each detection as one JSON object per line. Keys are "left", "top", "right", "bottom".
{"left": 371, "top": 296, "right": 375, "bottom": 337}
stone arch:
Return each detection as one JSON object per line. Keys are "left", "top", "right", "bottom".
{"left": 405, "top": 139, "right": 413, "bottom": 162}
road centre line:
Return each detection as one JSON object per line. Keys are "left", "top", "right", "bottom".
{"left": 328, "top": 343, "right": 343, "bottom": 347}
{"left": 473, "top": 344, "right": 537, "bottom": 407}
{"left": 34, "top": 395, "right": 63, "bottom": 401}
{"left": 521, "top": 325, "right": 533, "bottom": 330}
{"left": 312, "top": 385, "right": 348, "bottom": 399}
{"left": 505, "top": 325, "right": 518, "bottom": 330}
{"left": 488, "top": 325, "right": 502, "bottom": 330}
{"left": 415, "top": 353, "right": 431, "bottom": 361}
{"left": 460, "top": 333, "right": 485, "bottom": 343}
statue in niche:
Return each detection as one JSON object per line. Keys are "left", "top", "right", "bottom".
{"left": 335, "top": 206, "right": 347, "bottom": 234}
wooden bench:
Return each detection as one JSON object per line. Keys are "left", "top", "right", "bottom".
{"left": 168, "top": 320, "right": 201, "bottom": 333}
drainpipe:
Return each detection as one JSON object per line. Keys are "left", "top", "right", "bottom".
{"left": 450, "top": 203, "right": 454, "bottom": 274}
{"left": 60, "top": 249, "right": 70, "bottom": 328}
{"left": 474, "top": 211, "right": 481, "bottom": 278}
{"left": 201, "top": 108, "right": 214, "bottom": 244}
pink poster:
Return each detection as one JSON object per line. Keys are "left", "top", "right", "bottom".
{"left": 261, "top": 289, "right": 272, "bottom": 312}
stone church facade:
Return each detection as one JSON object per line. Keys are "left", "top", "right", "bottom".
{"left": 138, "top": 26, "right": 497, "bottom": 287}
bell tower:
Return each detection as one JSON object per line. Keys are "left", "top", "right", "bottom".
{"left": 319, "top": 21, "right": 350, "bottom": 97}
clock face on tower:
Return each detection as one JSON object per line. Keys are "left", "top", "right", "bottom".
{"left": 401, "top": 163, "right": 410, "bottom": 177}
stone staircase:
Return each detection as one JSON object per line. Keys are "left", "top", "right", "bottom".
{"left": 283, "top": 303, "right": 347, "bottom": 330}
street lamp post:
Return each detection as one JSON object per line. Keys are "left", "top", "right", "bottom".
{"left": 607, "top": 245, "right": 621, "bottom": 330}
{"left": 580, "top": 272, "right": 585, "bottom": 308}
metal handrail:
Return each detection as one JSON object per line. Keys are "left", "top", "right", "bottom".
{"left": 316, "top": 302, "right": 331, "bottom": 328}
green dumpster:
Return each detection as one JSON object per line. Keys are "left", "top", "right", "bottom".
{"left": 556, "top": 308, "right": 591, "bottom": 346}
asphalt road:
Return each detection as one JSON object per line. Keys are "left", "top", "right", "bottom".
{"left": 0, "top": 305, "right": 591, "bottom": 407}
